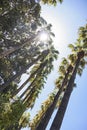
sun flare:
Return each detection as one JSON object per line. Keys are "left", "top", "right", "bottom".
{"left": 39, "top": 31, "right": 49, "bottom": 42}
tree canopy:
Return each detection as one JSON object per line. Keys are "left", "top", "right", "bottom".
{"left": 0, "top": 0, "right": 87, "bottom": 130}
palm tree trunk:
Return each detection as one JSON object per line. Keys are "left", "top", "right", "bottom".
{"left": 22, "top": 72, "right": 43, "bottom": 106}
{"left": 20, "top": 77, "right": 37, "bottom": 100}
{"left": 0, "top": 50, "right": 49, "bottom": 93}
{"left": 35, "top": 66, "right": 72, "bottom": 130}
{"left": 19, "top": 61, "right": 47, "bottom": 99}
{"left": 23, "top": 84, "right": 37, "bottom": 106}
{"left": 12, "top": 60, "right": 48, "bottom": 97}
{"left": 50, "top": 55, "right": 82, "bottom": 130}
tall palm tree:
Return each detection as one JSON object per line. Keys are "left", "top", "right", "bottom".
{"left": 50, "top": 51, "right": 85, "bottom": 130}
{"left": 50, "top": 24, "right": 87, "bottom": 130}
{"left": 19, "top": 61, "right": 47, "bottom": 99}
{"left": 22, "top": 49, "right": 58, "bottom": 108}
{"left": 34, "top": 59, "right": 73, "bottom": 130}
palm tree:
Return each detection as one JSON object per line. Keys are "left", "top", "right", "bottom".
{"left": 50, "top": 51, "right": 85, "bottom": 130}
{"left": 22, "top": 49, "right": 58, "bottom": 108}
{"left": 50, "top": 24, "right": 87, "bottom": 130}
{"left": 34, "top": 59, "right": 73, "bottom": 130}
{"left": 20, "top": 73, "right": 43, "bottom": 100}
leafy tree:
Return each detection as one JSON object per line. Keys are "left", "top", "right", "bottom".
{"left": 0, "top": 1, "right": 59, "bottom": 129}
{"left": 0, "top": 93, "right": 26, "bottom": 130}
{"left": 0, "top": 0, "right": 41, "bottom": 87}
{"left": 1, "top": 1, "right": 87, "bottom": 130}
{"left": 0, "top": 0, "right": 58, "bottom": 94}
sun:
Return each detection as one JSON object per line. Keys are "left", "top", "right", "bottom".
{"left": 39, "top": 31, "right": 49, "bottom": 42}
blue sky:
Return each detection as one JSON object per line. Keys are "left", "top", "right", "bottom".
{"left": 41, "top": 0, "right": 87, "bottom": 130}
{"left": 22, "top": 0, "right": 87, "bottom": 130}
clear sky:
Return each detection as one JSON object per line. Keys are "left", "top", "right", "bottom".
{"left": 22, "top": 0, "right": 87, "bottom": 130}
